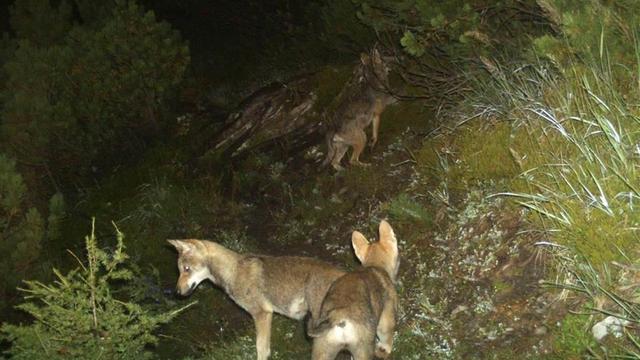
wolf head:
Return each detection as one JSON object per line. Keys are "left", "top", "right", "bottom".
{"left": 167, "top": 239, "right": 214, "bottom": 296}
{"left": 360, "top": 47, "right": 390, "bottom": 89}
{"left": 352, "top": 220, "right": 399, "bottom": 283}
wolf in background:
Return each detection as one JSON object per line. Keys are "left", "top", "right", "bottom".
{"left": 322, "top": 48, "right": 396, "bottom": 171}
{"left": 168, "top": 239, "right": 345, "bottom": 360}
{"left": 308, "top": 220, "right": 399, "bottom": 359}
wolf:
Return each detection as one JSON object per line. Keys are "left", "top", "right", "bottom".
{"left": 167, "top": 239, "right": 345, "bottom": 360}
{"left": 322, "top": 48, "right": 396, "bottom": 171}
{"left": 308, "top": 220, "right": 400, "bottom": 360}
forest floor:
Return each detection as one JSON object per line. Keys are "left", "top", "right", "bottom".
{"left": 107, "top": 98, "right": 583, "bottom": 358}
{"left": 53, "top": 75, "right": 594, "bottom": 359}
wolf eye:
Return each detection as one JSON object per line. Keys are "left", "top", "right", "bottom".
{"left": 183, "top": 266, "right": 190, "bottom": 272}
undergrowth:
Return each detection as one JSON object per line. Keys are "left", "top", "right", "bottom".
{"left": 463, "top": 53, "right": 640, "bottom": 265}
{"left": 454, "top": 19, "right": 640, "bottom": 355}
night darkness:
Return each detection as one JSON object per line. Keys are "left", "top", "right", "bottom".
{"left": 0, "top": 1, "right": 637, "bottom": 359}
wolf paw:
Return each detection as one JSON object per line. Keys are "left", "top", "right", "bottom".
{"left": 353, "top": 161, "right": 370, "bottom": 167}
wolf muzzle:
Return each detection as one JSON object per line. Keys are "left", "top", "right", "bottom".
{"left": 177, "top": 282, "right": 197, "bottom": 297}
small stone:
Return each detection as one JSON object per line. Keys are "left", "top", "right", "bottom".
{"left": 592, "top": 316, "right": 629, "bottom": 341}
{"left": 534, "top": 326, "right": 548, "bottom": 336}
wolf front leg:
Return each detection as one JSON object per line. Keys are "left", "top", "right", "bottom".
{"left": 322, "top": 131, "right": 337, "bottom": 167}
{"left": 253, "top": 311, "right": 273, "bottom": 360}
{"left": 369, "top": 98, "right": 383, "bottom": 148}
{"left": 330, "top": 141, "right": 349, "bottom": 171}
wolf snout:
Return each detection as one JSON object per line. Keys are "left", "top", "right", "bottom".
{"left": 176, "top": 282, "right": 197, "bottom": 297}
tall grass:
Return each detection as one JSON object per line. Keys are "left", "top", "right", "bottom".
{"left": 536, "top": 242, "right": 640, "bottom": 358}
{"left": 465, "top": 50, "right": 640, "bottom": 264}
{"left": 458, "top": 35, "right": 640, "bottom": 356}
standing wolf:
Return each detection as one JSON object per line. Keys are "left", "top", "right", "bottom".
{"left": 167, "top": 239, "right": 345, "bottom": 360}
{"left": 308, "top": 220, "right": 400, "bottom": 359}
{"left": 322, "top": 48, "right": 396, "bottom": 171}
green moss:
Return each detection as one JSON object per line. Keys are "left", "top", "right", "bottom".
{"left": 488, "top": 348, "right": 519, "bottom": 359}
{"left": 415, "top": 135, "right": 450, "bottom": 186}
{"left": 555, "top": 204, "right": 640, "bottom": 265}
{"left": 379, "top": 100, "right": 432, "bottom": 142}
{"left": 393, "top": 326, "right": 456, "bottom": 359}
{"left": 547, "top": 313, "right": 595, "bottom": 359}
{"left": 492, "top": 279, "right": 512, "bottom": 295}
{"left": 415, "top": 120, "right": 518, "bottom": 194}
{"left": 453, "top": 121, "right": 518, "bottom": 183}
{"left": 342, "top": 165, "right": 386, "bottom": 199}
{"left": 384, "top": 193, "right": 432, "bottom": 228}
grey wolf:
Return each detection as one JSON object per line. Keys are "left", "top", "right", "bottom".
{"left": 308, "top": 220, "right": 399, "bottom": 359}
{"left": 168, "top": 239, "right": 345, "bottom": 360}
{"left": 322, "top": 48, "right": 396, "bottom": 171}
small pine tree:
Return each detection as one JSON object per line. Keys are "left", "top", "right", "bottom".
{"left": 0, "top": 219, "right": 194, "bottom": 359}
{"left": 0, "top": 153, "right": 64, "bottom": 310}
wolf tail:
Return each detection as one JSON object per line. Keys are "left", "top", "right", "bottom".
{"left": 307, "top": 309, "right": 349, "bottom": 338}
{"left": 307, "top": 317, "right": 345, "bottom": 338}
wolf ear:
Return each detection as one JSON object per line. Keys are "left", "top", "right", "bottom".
{"left": 352, "top": 231, "right": 370, "bottom": 263}
{"left": 360, "top": 52, "right": 370, "bottom": 65}
{"left": 379, "top": 220, "right": 397, "bottom": 252}
{"left": 167, "top": 239, "right": 192, "bottom": 254}
{"left": 372, "top": 48, "right": 382, "bottom": 61}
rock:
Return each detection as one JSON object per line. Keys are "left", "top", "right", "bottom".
{"left": 592, "top": 315, "right": 629, "bottom": 341}
{"left": 534, "top": 326, "right": 547, "bottom": 336}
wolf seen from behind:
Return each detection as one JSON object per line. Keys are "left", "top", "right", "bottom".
{"left": 308, "top": 220, "right": 400, "bottom": 359}
{"left": 322, "top": 48, "right": 396, "bottom": 171}
{"left": 168, "top": 239, "right": 345, "bottom": 360}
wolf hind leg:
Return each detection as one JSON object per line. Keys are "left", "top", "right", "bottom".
{"left": 330, "top": 141, "right": 349, "bottom": 171}
{"left": 349, "top": 129, "right": 369, "bottom": 167}
{"left": 349, "top": 340, "right": 374, "bottom": 360}
{"left": 311, "top": 335, "right": 342, "bottom": 360}
{"left": 345, "top": 327, "right": 376, "bottom": 360}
